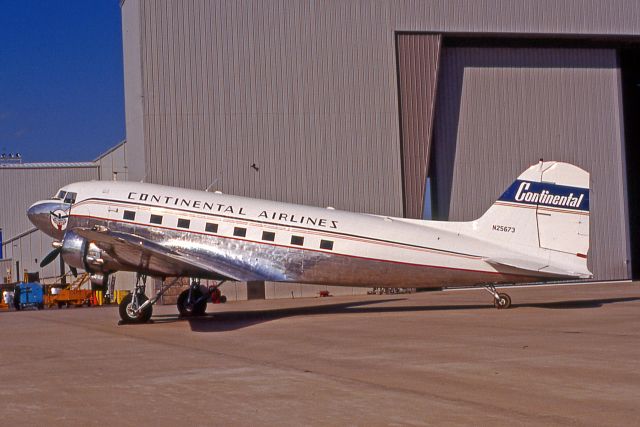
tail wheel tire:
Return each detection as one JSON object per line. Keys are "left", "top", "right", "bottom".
{"left": 177, "top": 288, "right": 207, "bottom": 317}
{"left": 119, "top": 293, "right": 153, "bottom": 323}
{"left": 494, "top": 293, "right": 512, "bottom": 309}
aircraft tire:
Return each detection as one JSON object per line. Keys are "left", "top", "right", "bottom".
{"left": 119, "top": 293, "right": 153, "bottom": 323}
{"left": 177, "top": 289, "right": 207, "bottom": 317}
{"left": 494, "top": 293, "right": 512, "bottom": 309}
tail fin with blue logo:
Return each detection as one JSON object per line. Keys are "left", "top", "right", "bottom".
{"left": 475, "top": 161, "right": 591, "bottom": 278}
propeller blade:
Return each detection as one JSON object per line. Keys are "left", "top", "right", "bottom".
{"left": 40, "top": 247, "right": 61, "bottom": 267}
{"left": 69, "top": 267, "right": 78, "bottom": 277}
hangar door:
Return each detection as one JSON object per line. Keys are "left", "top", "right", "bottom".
{"left": 428, "top": 47, "right": 629, "bottom": 280}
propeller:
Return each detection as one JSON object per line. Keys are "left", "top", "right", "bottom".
{"left": 39, "top": 242, "right": 78, "bottom": 277}
{"left": 40, "top": 247, "right": 61, "bottom": 267}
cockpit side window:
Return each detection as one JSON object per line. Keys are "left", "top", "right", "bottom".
{"left": 54, "top": 190, "right": 67, "bottom": 200}
{"left": 63, "top": 192, "right": 77, "bottom": 204}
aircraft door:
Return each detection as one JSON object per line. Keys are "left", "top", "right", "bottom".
{"left": 101, "top": 187, "right": 121, "bottom": 226}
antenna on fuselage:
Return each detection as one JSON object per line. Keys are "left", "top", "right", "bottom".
{"left": 205, "top": 178, "right": 220, "bottom": 192}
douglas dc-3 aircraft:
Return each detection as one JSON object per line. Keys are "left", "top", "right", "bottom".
{"left": 27, "top": 160, "right": 591, "bottom": 323}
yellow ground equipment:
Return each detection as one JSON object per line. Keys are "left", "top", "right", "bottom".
{"left": 43, "top": 272, "right": 93, "bottom": 308}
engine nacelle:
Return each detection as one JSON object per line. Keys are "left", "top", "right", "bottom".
{"left": 60, "top": 231, "right": 122, "bottom": 274}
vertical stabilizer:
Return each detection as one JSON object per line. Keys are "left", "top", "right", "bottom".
{"left": 475, "top": 161, "right": 591, "bottom": 278}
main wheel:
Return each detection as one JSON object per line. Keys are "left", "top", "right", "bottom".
{"left": 494, "top": 293, "right": 512, "bottom": 309}
{"left": 177, "top": 288, "right": 207, "bottom": 317}
{"left": 119, "top": 293, "right": 153, "bottom": 323}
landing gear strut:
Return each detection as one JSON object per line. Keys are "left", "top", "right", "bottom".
{"left": 118, "top": 276, "right": 227, "bottom": 323}
{"left": 119, "top": 275, "right": 181, "bottom": 324}
{"left": 484, "top": 284, "right": 512, "bottom": 309}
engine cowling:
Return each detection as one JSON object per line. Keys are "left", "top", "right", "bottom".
{"left": 60, "top": 231, "right": 122, "bottom": 274}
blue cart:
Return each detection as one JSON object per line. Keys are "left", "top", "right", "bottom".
{"left": 14, "top": 282, "right": 44, "bottom": 310}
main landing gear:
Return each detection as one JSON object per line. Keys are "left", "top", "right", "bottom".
{"left": 176, "top": 279, "right": 227, "bottom": 318}
{"left": 118, "top": 276, "right": 228, "bottom": 324}
{"left": 484, "top": 284, "right": 512, "bottom": 309}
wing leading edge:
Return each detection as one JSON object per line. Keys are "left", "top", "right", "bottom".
{"left": 73, "top": 227, "right": 270, "bottom": 282}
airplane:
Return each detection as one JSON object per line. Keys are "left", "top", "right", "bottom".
{"left": 27, "top": 160, "right": 591, "bottom": 324}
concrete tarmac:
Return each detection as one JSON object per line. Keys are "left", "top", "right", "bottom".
{"left": 0, "top": 281, "right": 639, "bottom": 426}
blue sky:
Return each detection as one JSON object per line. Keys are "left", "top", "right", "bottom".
{"left": 0, "top": 1, "right": 125, "bottom": 162}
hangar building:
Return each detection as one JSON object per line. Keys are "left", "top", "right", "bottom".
{"left": 119, "top": 0, "right": 640, "bottom": 286}
{"left": 0, "top": 142, "right": 130, "bottom": 285}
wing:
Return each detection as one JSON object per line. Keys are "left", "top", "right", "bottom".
{"left": 73, "top": 226, "right": 270, "bottom": 281}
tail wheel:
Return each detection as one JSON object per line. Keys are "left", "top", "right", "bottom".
{"left": 177, "top": 288, "right": 207, "bottom": 317}
{"left": 494, "top": 293, "right": 512, "bottom": 309}
{"left": 119, "top": 293, "right": 153, "bottom": 323}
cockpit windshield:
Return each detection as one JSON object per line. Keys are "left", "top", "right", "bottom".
{"left": 52, "top": 190, "right": 76, "bottom": 204}
{"left": 63, "top": 192, "right": 77, "bottom": 204}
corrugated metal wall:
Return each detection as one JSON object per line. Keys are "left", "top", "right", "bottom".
{"left": 121, "top": 0, "right": 146, "bottom": 182}
{"left": 134, "top": 0, "right": 403, "bottom": 215}
{"left": 0, "top": 166, "right": 98, "bottom": 240}
{"left": 431, "top": 47, "right": 629, "bottom": 279}
{"left": 397, "top": 34, "right": 441, "bottom": 219}
{"left": 0, "top": 165, "right": 99, "bottom": 279}
{"left": 2, "top": 230, "right": 60, "bottom": 282}
{"left": 123, "top": 0, "right": 640, "bottom": 215}
{"left": 121, "top": 0, "right": 640, "bottom": 281}
{"left": 95, "top": 141, "right": 129, "bottom": 181}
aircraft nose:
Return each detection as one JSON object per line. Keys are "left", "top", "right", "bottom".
{"left": 27, "top": 201, "right": 68, "bottom": 239}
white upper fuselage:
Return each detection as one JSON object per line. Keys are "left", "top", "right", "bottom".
{"left": 28, "top": 160, "right": 592, "bottom": 290}
{"left": 43, "top": 180, "right": 562, "bottom": 287}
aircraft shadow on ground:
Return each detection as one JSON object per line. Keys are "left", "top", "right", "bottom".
{"left": 146, "top": 296, "right": 640, "bottom": 332}
{"left": 517, "top": 296, "right": 639, "bottom": 309}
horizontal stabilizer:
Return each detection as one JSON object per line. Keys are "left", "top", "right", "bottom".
{"left": 484, "top": 257, "right": 549, "bottom": 273}
{"left": 484, "top": 257, "right": 587, "bottom": 279}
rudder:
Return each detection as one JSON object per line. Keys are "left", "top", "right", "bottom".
{"left": 476, "top": 161, "right": 591, "bottom": 277}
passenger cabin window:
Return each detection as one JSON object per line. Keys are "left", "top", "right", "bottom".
{"left": 150, "top": 214, "right": 163, "bottom": 225}
{"left": 233, "top": 227, "right": 247, "bottom": 237}
{"left": 63, "top": 192, "right": 77, "bottom": 204}
{"left": 262, "top": 231, "right": 275, "bottom": 241}
{"left": 320, "top": 240, "right": 334, "bottom": 250}
{"left": 177, "top": 218, "right": 190, "bottom": 229}
{"left": 205, "top": 223, "right": 218, "bottom": 233}
{"left": 291, "top": 235, "right": 304, "bottom": 246}
{"left": 123, "top": 210, "right": 136, "bottom": 221}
